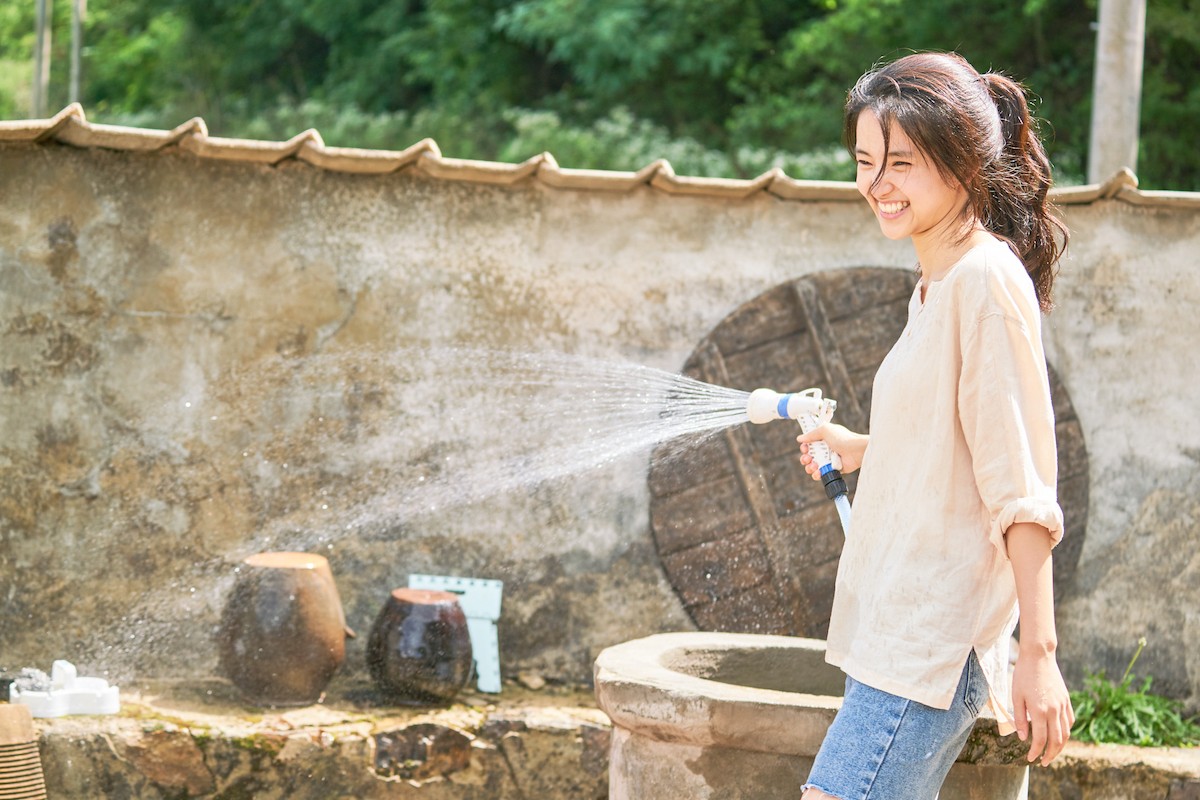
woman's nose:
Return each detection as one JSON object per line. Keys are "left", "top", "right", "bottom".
{"left": 872, "top": 170, "right": 898, "bottom": 196}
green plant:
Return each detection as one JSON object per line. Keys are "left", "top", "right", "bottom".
{"left": 1070, "top": 637, "right": 1200, "bottom": 747}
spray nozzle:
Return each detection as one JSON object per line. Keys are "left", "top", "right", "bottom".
{"left": 746, "top": 388, "right": 836, "bottom": 425}
{"left": 746, "top": 387, "right": 847, "bottom": 501}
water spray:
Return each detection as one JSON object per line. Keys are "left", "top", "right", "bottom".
{"left": 747, "top": 388, "right": 852, "bottom": 536}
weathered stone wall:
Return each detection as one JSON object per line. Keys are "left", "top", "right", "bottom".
{"left": 1040, "top": 199, "right": 1200, "bottom": 706}
{"left": 1, "top": 140, "right": 1198, "bottom": 711}
{"left": 32, "top": 686, "right": 611, "bottom": 799}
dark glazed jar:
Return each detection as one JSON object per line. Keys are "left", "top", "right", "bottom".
{"left": 367, "top": 588, "right": 474, "bottom": 704}
{"left": 217, "top": 552, "right": 353, "bottom": 707}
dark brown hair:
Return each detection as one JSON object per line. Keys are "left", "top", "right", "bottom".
{"left": 844, "top": 52, "right": 1067, "bottom": 311}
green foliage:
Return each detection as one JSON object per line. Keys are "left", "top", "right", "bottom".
{"left": 725, "top": 0, "right": 1098, "bottom": 183}
{"left": 84, "top": 6, "right": 189, "bottom": 113}
{"left": 0, "top": 0, "right": 55, "bottom": 114}
{"left": 0, "top": 0, "right": 1198, "bottom": 189}
{"left": 498, "top": 105, "right": 852, "bottom": 179}
{"left": 98, "top": 99, "right": 519, "bottom": 162}
{"left": 0, "top": 57, "right": 29, "bottom": 118}
{"left": 1070, "top": 638, "right": 1200, "bottom": 748}
{"left": 96, "top": 99, "right": 852, "bottom": 180}
{"left": 1139, "top": 0, "right": 1200, "bottom": 190}
{"left": 495, "top": 0, "right": 799, "bottom": 137}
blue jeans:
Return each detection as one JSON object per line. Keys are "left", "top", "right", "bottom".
{"left": 803, "top": 651, "right": 988, "bottom": 799}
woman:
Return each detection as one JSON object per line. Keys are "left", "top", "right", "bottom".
{"left": 795, "top": 52, "right": 1075, "bottom": 799}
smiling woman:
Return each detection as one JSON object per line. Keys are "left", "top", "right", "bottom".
{"left": 793, "top": 52, "right": 1074, "bottom": 800}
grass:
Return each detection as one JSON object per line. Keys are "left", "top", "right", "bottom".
{"left": 1069, "top": 638, "right": 1200, "bottom": 747}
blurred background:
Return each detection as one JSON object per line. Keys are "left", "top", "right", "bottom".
{"left": 0, "top": 1, "right": 1195, "bottom": 188}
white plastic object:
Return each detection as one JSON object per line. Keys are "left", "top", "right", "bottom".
{"left": 746, "top": 387, "right": 843, "bottom": 470}
{"left": 8, "top": 660, "right": 120, "bottom": 718}
{"left": 408, "top": 574, "right": 504, "bottom": 694}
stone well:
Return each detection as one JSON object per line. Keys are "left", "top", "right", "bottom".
{"left": 595, "top": 632, "right": 1031, "bottom": 800}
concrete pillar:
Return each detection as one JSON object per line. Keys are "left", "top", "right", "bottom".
{"left": 32, "top": 0, "right": 52, "bottom": 118}
{"left": 70, "top": 0, "right": 86, "bottom": 104}
{"left": 1087, "top": 0, "right": 1146, "bottom": 183}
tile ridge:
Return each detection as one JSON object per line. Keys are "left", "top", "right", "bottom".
{"left": 1051, "top": 168, "right": 1145, "bottom": 205}
{"left": 416, "top": 149, "right": 547, "bottom": 185}
{"left": 0, "top": 102, "right": 86, "bottom": 142}
{"left": 536, "top": 154, "right": 669, "bottom": 192}
{"left": 2, "top": 107, "right": 1197, "bottom": 207}
{"left": 55, "top": 112, "right": 208, "bottom": 152}
{"left": 178, "top": 127, "right": 324, "bottom": 165}
{"left": 767, "top": 171, "right": 861, "bottom": 201}
{"left": 650, "top": 161, "right": 786, "bottom": 199}
{"left": 298, "top": 137, "right": 441, "bottom": 175}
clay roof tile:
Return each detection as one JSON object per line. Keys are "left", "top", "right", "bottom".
{"left": 297, "top": 137, "right": 439, "bottom": 175}
{"left": 1, "top": 107, "right": 1195, "bottom": 208}
{"left": 177, "top": 127, "right": 323, "bottom": 165}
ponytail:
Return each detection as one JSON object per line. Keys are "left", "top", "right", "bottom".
{"left": 980, "top": 73, "right": 1068, "bottom": 311}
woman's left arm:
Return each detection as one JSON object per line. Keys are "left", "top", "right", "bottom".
{"left": 1007, "top": 521, "right": 1075, "bottom": 766}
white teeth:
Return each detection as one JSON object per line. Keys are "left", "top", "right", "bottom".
{"left": 878, "top": 201, "right": 909, "bottom": 214}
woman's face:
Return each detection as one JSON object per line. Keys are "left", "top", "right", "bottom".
{"left": 854, "top": 111, "right": 968, "bottom": 244}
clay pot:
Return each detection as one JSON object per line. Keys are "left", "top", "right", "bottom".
{"left": 217, "top": 552, "right": 354, "bottom": 707}
{"left": 367, "top": 588, "right": 474, "bottom": 705}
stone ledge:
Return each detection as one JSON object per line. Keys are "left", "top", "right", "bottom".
{"left": 1029, "top": 741, "right": 1200, "bottom": 800}
{"left": 23, "top": 679, "right": 610, "bottom": 799}
{"left": 10, "top": 680, "right": 1200, "bottom": 799}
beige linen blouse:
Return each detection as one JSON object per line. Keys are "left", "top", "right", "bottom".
{"left": 824, "top": 235, "right": 1063, "bottom": 735}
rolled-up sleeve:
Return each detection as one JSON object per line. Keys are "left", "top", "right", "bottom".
{"left": 958, "top": 303, "right": 1064, "bottom": 554}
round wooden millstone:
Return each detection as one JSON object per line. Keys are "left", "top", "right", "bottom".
{"left": 649, "top": 267, "right": 1089, "bottom": 638}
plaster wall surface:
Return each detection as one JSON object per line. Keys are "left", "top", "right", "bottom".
{"left": 0, "top": 143, "right": 1197, "bottom": 709}
{"left": 1040, "top": 199, "right": 1200, "bottom": 705}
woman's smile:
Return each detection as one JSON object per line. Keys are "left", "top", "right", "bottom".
{"left": 876, "top": 200, "right": 910, "bottom": 218}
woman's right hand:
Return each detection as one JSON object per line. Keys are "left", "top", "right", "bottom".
{"left": 797, "top": 423, "right": 868, "bottom": 481}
